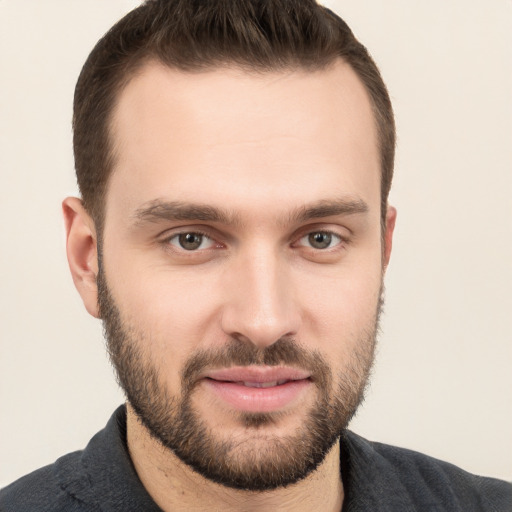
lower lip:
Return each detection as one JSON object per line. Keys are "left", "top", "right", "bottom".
{"left": 202, "top": 379, "right": 311, "bottom": 413}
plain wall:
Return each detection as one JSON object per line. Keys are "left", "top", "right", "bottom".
{"left": 1, "top": 0, "right": 511, "bottom": 487}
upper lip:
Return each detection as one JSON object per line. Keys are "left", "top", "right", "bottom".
{"left": 202, "top": 366, "right": 312, "bottom": 383}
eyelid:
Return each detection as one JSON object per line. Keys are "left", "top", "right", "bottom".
{"left": 296, "top": 231, "right": 343, "bottom": 249}
{"left": 159, "top": 225, "right": 219, "bottom": 241}
{"left": 291, "top": 224, "right": 351, "bottom": 244}
{"left": 158, "top": 224, "right": 350, "bottom": 253}
{"left": 160, "top": 227, "right": 224, "bottom": 251}
{"left": 168, "top": 232, "right": 215, "bottom": 250}
{"left": 299, "top": 229, "right": 343, "bottom": 245}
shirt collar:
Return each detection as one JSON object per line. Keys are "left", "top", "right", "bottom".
{"left": 55, "top": 405, "right": 416, "bottom": 512}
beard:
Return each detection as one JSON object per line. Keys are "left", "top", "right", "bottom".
{"left": 97, "top": 265, "right": 381, "bottom": 491}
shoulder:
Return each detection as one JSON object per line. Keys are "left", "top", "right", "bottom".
{"left": 0, "top": 451, "right": 96, "bottom": 512}
{"left": 342, "top": 430, "right": 512, "bottom": 511}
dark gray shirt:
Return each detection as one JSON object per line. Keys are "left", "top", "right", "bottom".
{"left": 1, "top": 406, "right": 510, "bottom": 511}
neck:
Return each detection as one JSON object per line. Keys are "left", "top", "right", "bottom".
{"left": 126, "top": 404, "right": 344, "bottom": 512}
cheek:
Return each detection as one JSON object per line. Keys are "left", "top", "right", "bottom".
{"left": 108, "top": 269, "right": 221, "bottom": 395}
{"left": 107, "top": 259, "right": 224, "bottom": 357}
{"left": 298, "top": 261, "right": 382, "bottom": 353}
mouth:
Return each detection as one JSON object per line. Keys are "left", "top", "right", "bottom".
{"left": 221, "top": 379, "right": 290, "bottom": 388}
{"left": 203, "top": 365, "right": 311, "bottom": 383}
{"left": 200, "top": 366, "right": 312, "bottom": 413}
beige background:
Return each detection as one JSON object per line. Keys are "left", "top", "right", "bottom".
{"left": 1, "top": 0, "right": 511, "bottom": 487}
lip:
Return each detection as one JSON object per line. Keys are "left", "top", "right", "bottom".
{"left": 204, "top": 365, "right": 311, "bottom": 383}
{"left": 200, "top": 366, "right": 312, "bottom": 413}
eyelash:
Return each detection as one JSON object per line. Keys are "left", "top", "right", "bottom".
{"left": 164, "top": 229, "right": 220, "bottom": 252}
{"left": 295, "top": 230, "right": 346, "bottom": 251}
{"left": 162, "top": 228, "right": 349, "bottom": 255}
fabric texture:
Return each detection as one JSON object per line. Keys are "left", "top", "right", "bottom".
{"left": 1, "top": 405, "right": 510, "bottom": 511}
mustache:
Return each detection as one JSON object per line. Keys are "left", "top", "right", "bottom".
{"left": 181, "top": 337, "right": 332, "bottom": 393}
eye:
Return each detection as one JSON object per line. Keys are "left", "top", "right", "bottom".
{"left": 168, "top": 232, "right": 215, "bottom": 251}
{"left": 299, "top": 231, "right": 342, "bottom": 250}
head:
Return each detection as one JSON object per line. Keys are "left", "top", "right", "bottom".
{"left": 73, "top": 0, "right": 395, "bottom": 233}
{"left": 64, "top": 0, "right": 396, "bottom": 492}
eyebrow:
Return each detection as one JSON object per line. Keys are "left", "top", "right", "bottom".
{"left": 132, "top": 197, "right": 369, "bottom": 228}
{"left": 289, "top": 198, "right": 369, "bottom": 224}
{"left": 133, "top": 200, "right": 240, "bottom": 227}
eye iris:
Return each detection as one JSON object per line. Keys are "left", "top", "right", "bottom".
{"left": 309, "top": 232, "right": 332, "bottom": 249}
{"left": 179, "top": 233, "right": 203, "bottom": 250}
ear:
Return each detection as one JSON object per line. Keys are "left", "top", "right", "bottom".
{"left": 62, "top": 197, "right": 100, "bottom": 318}
{"left": 383, "top": 205, "right": 397, "bottom": 270}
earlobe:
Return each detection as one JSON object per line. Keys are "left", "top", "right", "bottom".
{"left": 62, "top": 197, "right": 100, "bottom": 318}
{"left": 383, "top": 205, "right": 397, "bottom": 270}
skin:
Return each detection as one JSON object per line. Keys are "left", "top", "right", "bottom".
{"left": 63, "top": 59, "right": 396, "bottom": 511}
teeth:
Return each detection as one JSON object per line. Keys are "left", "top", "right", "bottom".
{"left": 239, "top": 380, "right": 287, "bottom": 388}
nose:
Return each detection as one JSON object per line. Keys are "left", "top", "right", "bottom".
{"left": 220, "top": 246, "right": 301, "bottom": 349}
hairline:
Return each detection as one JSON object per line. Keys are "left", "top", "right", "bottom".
{"left": 96, "top": 55, "right": 386, "bottom": 239}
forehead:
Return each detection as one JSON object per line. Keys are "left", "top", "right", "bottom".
{"left": 106, "top": 60, "right": 380, "bottom": 223}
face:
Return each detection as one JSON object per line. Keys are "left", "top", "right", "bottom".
{"left": 96, "top": 60, "right": 392, "bottom": 490}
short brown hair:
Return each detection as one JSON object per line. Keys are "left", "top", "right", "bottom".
{"left": 73, "top": 0, "right": 395, "bottom": 231}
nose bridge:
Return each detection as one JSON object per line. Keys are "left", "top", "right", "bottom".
{"left": 221, "top": 241, "right": 299, "bottom": 348}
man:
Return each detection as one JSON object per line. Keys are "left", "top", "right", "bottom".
{"left": 1, "top": 0, "right": 510, "bottom": 510}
